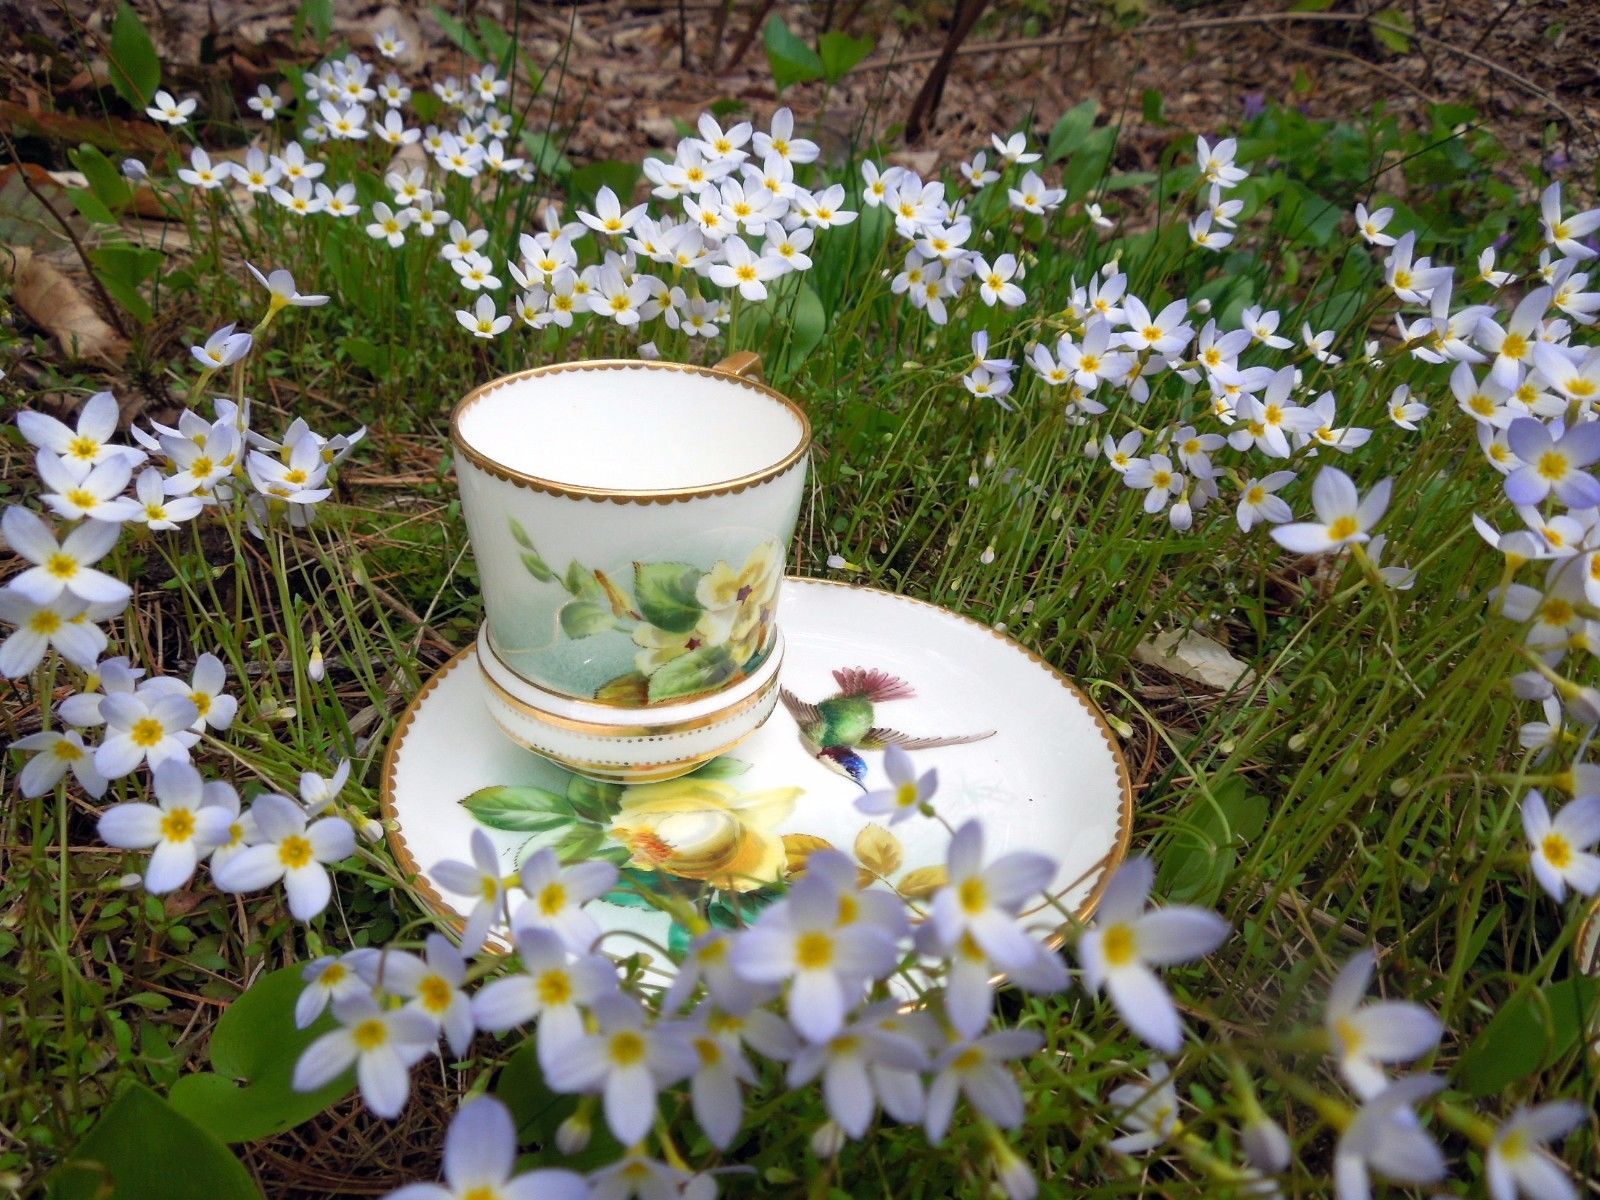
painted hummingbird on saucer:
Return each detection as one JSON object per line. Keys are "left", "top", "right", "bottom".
{"left": 779, "top": 666, "right": 995, "bottom": 788}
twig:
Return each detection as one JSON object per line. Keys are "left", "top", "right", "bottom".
{"left": 844, "top": 9, "right": 1593, "bottom": 139}
{"left": 1264, "top": 21, "right": 1442, "bottom": 109}
{"left": 0, "top": 125, "right": 132, "bottom": 342}
{"left": 905, "top": 0, "right": 991, "bottom": 142}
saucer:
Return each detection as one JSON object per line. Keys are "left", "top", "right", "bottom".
{"left": 382, "top": 579, "right": 1133, "bottom": 956}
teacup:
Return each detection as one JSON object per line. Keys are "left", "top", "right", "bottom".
{"left": 451, "top": 353, "right": 809, "bottom": 781}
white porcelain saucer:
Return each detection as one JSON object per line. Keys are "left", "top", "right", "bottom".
{"left": 382, "top": 579, "right": 1133, "bottom": 957}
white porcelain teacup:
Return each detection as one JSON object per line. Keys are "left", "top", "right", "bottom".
{"left": 451, "top": 354, "right": 809, "bottom": 781}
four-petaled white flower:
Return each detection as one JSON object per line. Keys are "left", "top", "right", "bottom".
{"left": 3, "top": 508, "right": 130, "bottom": 607}
{"left": 1077, "top": 856, "right": 1229, "bottom": 1053}
{"left": 212, "top": 792, "right": 355, "bottom": 919}
{"left": 97, "top": 758, "right": 232, "bottom": 892}
{"left": 1321, "top": 949, "right": 1443, "bottom": 1099}
{"left": 12, "top": 728, "right": 106, "bottom": 797}
{"left": 293, "top": 992, "right": 437, "bottom": 1119}
{"left": 1487, "top": 1101, "right": 1586, "bottom": 1200}
{"left": 432, "top": 828, "right": 509, "bottom": 953}
{"left": 457, "top": 294, "right": 511, "bottom": 339}
{"left": 513, "top": 847, "right": 617, "bottom": 952}
{"left": 1521, "top": 789, "right": 1600, "bottom": 901}
{"left": 472, "top": 925, "right": 617, "bottom": 1069}
{"left": 544, "top": 992, "right": 697, "bottom": 1146}
{"left": 1270, "top": 466, "right": 1392, "bottom": 556}
{"left": 1332, "top": 1075, "right": 1447, "bottom": 1200}
{"left": 855, "top": 743, "right": 937, "bottom": 825}
{"left": 384, "top": 1095, "right": 590, "bottom": 1200}
{"left": 94, "top": 689, "right": 199, "bottom": 778}
{"left": 146, "top": 89, "right": 196, "bottom": 125}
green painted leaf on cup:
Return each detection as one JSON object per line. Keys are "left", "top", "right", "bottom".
{"left": 552, "top": 822, "right": 607, "bottom": 864}
{"left": 687, "top": 756, "right": 751, "bottom": 781}
{"left": 634, "top": 561, "right": 705, "bottom": 633}
{"left": 461, "top": 785, "right": 575, "bottom": 832}
{"left": 564, "top": 560, "right": 605, "bottom": 604}
{"left": 567, "top": 774, "right": 625, "bottom": 822}
{"left": 560, "top": 600, "right": 615, "bottom": 638}
{"left": 520, "top": 551, "right": 553, "bottom": 582}
{"left": 646, "top": 643, "right": 737, "bottom": 703}
{"left": 508, "top": 517, "right": 534, "bottom": 549}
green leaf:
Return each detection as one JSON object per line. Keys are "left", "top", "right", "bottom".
{"left": 1156, "top": 777, "right": 1268, "bottom": 906}
{"left": 66, "top": 187, "right": 116, "bottom": 227}
{"left": 687, "top": 756, "right": 751, "bottom": 781}
{"left": 633, "top": 561, "right": 704, "bottom": 634}
{"left": 474, "top": 13, "right": 514, "bottom": 70}
{"left": 50, "top": 1084, "right": 260, "bottom": 1200}
{"left": 1370, "top": 7, "right": 1413, "bottom": 53}
{"left": 569, "top": 160, "right": 641, "bottom": 209}
{"left": 552, "top": 823, "right": 606, "bottom": 864}
{"left": 564, "top": 559, "right": 602, "bottom": 602}
{"left": 107, "top": 4, "right": 160, "bottom": 110}
{"left": 566, "top": 775, "right": 624, "bottom": 822}
{"left": 1046, "top": 99, "right": 1101, "bottom": 164}
{"left": 1458, "top": 976, "right": 1599, "bottom": 1096}
{"left": 521, "top": 551, "right": 553, "bottom": 582}
{"left": 89, "top": 244, "right": 161, "bottom": 322}
{"left": 647, "top": 643, "right": 737, "bottom": 703}
{"left": 461, "top": 785, "right": 574, "bottom": 832}
{"left": 559, "top": 600, "right": 615, "bottom": 638}
{"left": 70, "top": 145, "right": 133, "bottom": 211}
{"left": 818, "top": 30, "right": 873, "bottom": 82}
{"left": 789, "top": 282, "right": 827, "bottom": 362}
{"left": 520, "top": 129, "right": 572, "bottom": 178}
{"left": 1274, "top": 179, "right": 1342, "bottom": 247}
{"left": 595, "top": 671, "right": 650, "bottom": 706}
{"left": 763, "top": 14, "right": 824, "bottom": 92}
{"left": 508, "top": 518, "right": 535, "bottom": 549}
{"left": 1140, "top": 89, "right": 1165, "bottom": 126}
{"left": 339, "top": 335, "right": 391, "bottom": 375}
{"left": 166, "top": 966, "right": 353, "bottom": 1144}
{"left": 428, "top": 3, "right": 484, "bottom": 58}
{"left": 1060, "top": 125, "right": 1116, "bottom": 202}
{"left": 495, "top": 1043, "right": 624, "bottom": 1168}
{"left": 299, "top": 0, "right": 334, "bottom": 42}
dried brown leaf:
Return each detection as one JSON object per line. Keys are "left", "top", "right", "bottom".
{"left": 854, "top": 823, "right": 903, "bottom": 880}
{"left": 2, "top": 245, "right": 126, "bottom": 365}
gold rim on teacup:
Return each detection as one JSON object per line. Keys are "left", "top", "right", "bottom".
{"left": 449, "top": 356, "right": 812, "bottom": 504}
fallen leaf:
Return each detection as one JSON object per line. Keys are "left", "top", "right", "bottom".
{"left": 854, "top": 823, "right": 903, "bottom": 883}
{"left": 1133, "top": 628, "right": 1255, "bottom": 692}
{"left": 897, "top": 865, "right": 948, "bottom": 899}
{"left": 2, "top": 245, "right": 127, "bottom": 364}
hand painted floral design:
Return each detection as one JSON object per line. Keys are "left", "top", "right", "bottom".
{"left": 608, "top": 773, "right": 799, "bottom": 892}
{"left": 510, "top": 519, "right": 781, "bottom": 704}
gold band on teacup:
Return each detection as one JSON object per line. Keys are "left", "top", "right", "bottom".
{"left": 483, "top": 706, "right": 781, "bottom": 782}
{"left": 476, "top": 638, "right": 781, "bottom": 737}
{"left": 449, "top": 358, "right": 811, "bottom": 505}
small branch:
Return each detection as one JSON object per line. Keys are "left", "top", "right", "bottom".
{"left": 0, "top": 125, "right": 132, "bottom": 342}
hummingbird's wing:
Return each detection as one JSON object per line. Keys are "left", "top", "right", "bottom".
{"left": 859, "top": 727, "right": 997, "bottom": 750}
{"left": 779, "top": 688, "right": 824, "bottom": 751}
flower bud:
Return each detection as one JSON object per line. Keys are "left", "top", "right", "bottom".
{"left": 118, "top": 872, "right": 144, "bottom": 890}
{"left": 359, "top": 818, "right": 384, "bottom": 843}
{"left": 810, "top": 1120, "right": 845, "bottom": 1159}
{"left": 1194, "top": 297, "right": 1212, "bottom": 314}
{"left": 682, "top": 1175, "right": 717, "bottom": 1200}
{"left": 1509, "top": 670, "right": 1555, "bottom": 701}
{"left": 980, "top": 545, "right": 996, "bottom": 565}
{"left": 555, "top": 1112, "right": 591, "bottom": 1155}
{"left": 121, "top": 158, "right": 149, "bottom": 182}
{"left": 637, "top": 341, "right": 661, "bottom": 361}
{"left": 1286, "top": 732, "right": 1310, "bottom": 752}
{"left": 991, "top": 1144, "right": 1037, "bottom": 1200}
{"left": 1241, "top": 1111, "right": 1291, "bottom": 1172}
{"left": 307, "top": 645, "right": 326, "bottom": 682}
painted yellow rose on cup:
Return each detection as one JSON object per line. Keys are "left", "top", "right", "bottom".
{"left": 607, "top": 774, "right": 800, "bottom": 892}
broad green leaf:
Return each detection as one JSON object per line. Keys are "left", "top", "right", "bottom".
{"left": 107, "top": 4, "right": 160, "bottom": 109}
{"left": 818, "top": 30, "right": 873, "bottom": 82}
{"left": 1274, "top": 179, "right": 1342, "bottom": 247}
{"left": 429, "top": 3, "right": 484, "bottom": 58}
{"left": 566, "top": 775, "right": 624, "bottom": 822}
{"left": 1046, "top": 98, "right": 1100, "bottom": 164}
{"left": 1156, "top": 777, "right": 1267, "bottom": 906}
{"left": 647, "top": 643, "right": 737, "bottom": 703}
{"left": 569, "top": 160, "right": 640, "bottom": 209}
{"left": 71, "top": 144, "right": 133, "bottom": 211}
{"left": 66, "top": 187, "right": 116, "bottom": 227}
{"left": 634, "top": 561, "right": 703, "bottom": 634}
{"left": 521, "top": 551, "right": 553, "bottom": 582}
{"left": 1370, "top": 7, "right": 1413, "bottom": 53}
{"left": 474, "top": 13, "right": 514, "bottom": 70}
{"left": 564, "top": 559, "right": 602, "bottom": 602}
{"left": 559, "top": 600, "right": 614, "bottom": 638}
{"left": 89, "top": 244, "right": 161, "bottom": 322}
{"left": 520, "top": 129, "right": 572, "bottom": 178}
{"left": 552, "top": 823, "right": 606, "bottom": 864}
{"left": 1060, "top": 124, "right": 1115, "bottom": 202}
{"left": 339, "top": 335, "right": 391, "bottom": 375}
{"left": 1458, "top": 976, "right": 1599, "bottom": 1096}
{"left": 687, "top": 756, "right": 751, "bottom": 781}
{"left": 166, "top": 966, "right": 352, "bottom": 1143}
{"left": 763, "top": 14, "right": 824, "bottom": 92}
{"left": 495, "top": 1043, "right": 624, "bottom": 1168}
{"left": 461, "top": 785, "right": 574, "bottom": 832}
{"left": 1141, "top": 89, "right": 1165, "bottom": 126}
{"left": 50, "top": 1084, "right": 260, "bottom": 1200}
{"left": 788, "top": 281, "right": 827, "bottom": 362}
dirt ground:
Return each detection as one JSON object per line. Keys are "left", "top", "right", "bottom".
{"left": 4, "top": 1, "right": 1598, "bottom": 196}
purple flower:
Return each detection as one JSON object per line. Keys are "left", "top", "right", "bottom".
{"left": 1240, "top": 92, "right": 1267, "bottom": 120}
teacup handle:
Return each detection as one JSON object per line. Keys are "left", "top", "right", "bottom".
{"left": 714, "top": 350, "right": 765, "bottom": 384}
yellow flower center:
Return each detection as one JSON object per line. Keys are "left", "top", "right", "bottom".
{"left": 1393, "top": 269, "right": 1413, "bottom": 289}
{"left": 322, "top": 963, "right": 347, "bottom": 986}
{"left": 29, "top": 610, "right": 62, "bottom": 635}
{"left": 1541, "top": 831, "right": 1573, "bottom": 870}
{"left": 462, "top": 1188, "right": 500, "bottom": 1200}
{"left": 986, "top": 273, "right": 1004, "bottom": 290}
{"left": 538, "top": 881, "right": 568, "bottom": 915}
{"left": 192, "top": 692, "right": 212, "bottom": 717}
{"left": 145, "top": 502, "right": 167, "bottom": 521}
{"left": 68, "top": 435, "right": 99, "bottom": 460}
{"left": 278, "top": 834, "right": 314, "bottom": 869}
{"left": 608, "top": 1029, "right": 647, "bottom": 1066}
{"left": 65, "top": 488, "right": 98, "bottom": 509}
{"left": 130, "top": 717, "right": 165, "bottom": 748}
{"left": 190, "top": 456, "right": 214, "bottom": 479}
{"left": 1142, "top": 325, "right": 1162, "bottom": 342}
{"left": 1537, "top": 451, "right": 1569, "bottom": 481}
{"left": 836, "top": 893, "right": 859, "bottom": 926}
{"left": 1080, "top": 354, "right": 1101, "bottom": 373}
{"left": 46, "top": 552, "right": 78, "bottom": 580}
{"left": 1101, "top": 922, "right": 1138, "bottom": 966}
{"left": 418, "top": 974, "right": 453, "bottom": 1012}
{"left": 957, "top": 877, "right": 988, "bottom": 915}
{"left": 160, "top": 808, "right": 196, "bottom": 843}
{"left": 895, "top": 781, "right": 919, "bottom": 809}
{"left": 1151, "top": 470, "right": 1173, "bottom": 489}
{"left": 1334, "top": 1014, "right": 1363, "bottom": 1053}
{"left": 795, "top": 930, "right": 835, "bottom": 970}
{"left": 1541, "top": 597, "right": 1575, "bottom": 625}
{"left": 352, "top": 1018, "right": 388, "bottom": 1051}
{"left": 52, "top": 738, "right": 83, "bottom": 761}
{"left": 1502, "top": 333, "right": 1529, "bottom": 360}
{"left": 1469, "top": 394, "right": 1496, "bottom": 417}
{"left": 537, "top": 969, "right": 573, "bottom": 1006}
{"left": 736, "top": 264, "right": 758, "bottom": 283}
{"left": 952, "top": 1046, "right": 985, "bottom": 1071}
{"left": 695, "top": 1037, "right": 722, "bottom": 1066}
{"left": 1498, "top": 1128, "right": 1531, "bottom": 1161}
{"left": 1571, "top": 380, "right": 1597, "bottom": 398}
{"left": 1246, "top": 486, "right": 1266, "bottom": 505}
{"left": 1327, "top": 515, "right": 1360, "bottom": 541}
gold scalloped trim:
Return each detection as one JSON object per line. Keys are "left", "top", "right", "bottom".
{"left": 381, "top": 580, "right": 1136, "bottom": 942}
{"left": 451, "top": 359, "right": 811, "bottom": 504}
